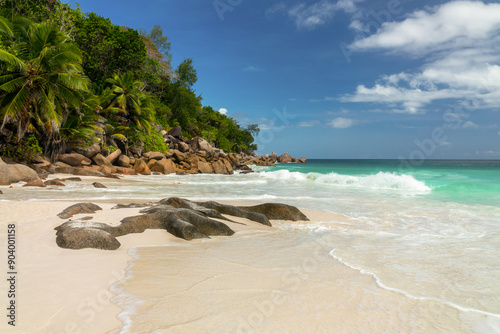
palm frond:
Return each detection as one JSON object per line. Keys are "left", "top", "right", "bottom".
{"left": 0, "top": 16, "right": 14, "bottom": 38}
{"left": 0, "top": 76, "right": 25, "bottom": 93}
{"left": 0, "top": 50, "right": 27, "bottom": 72}
{"left": 0, "top": 84, "right": 30, "bottom": 121}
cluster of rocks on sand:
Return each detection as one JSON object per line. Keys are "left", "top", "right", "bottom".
{"left": 0, "top": 126, "right": 306, "bottom": 186}
{"left": 55, "top": 197, "right": 309, "bottom": 250}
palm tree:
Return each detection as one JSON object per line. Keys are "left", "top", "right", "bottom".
{"left": 101, "top": 72, "right": 154, "bottom": 142}
{"left": 0, "top": 16, "right": 89, "bottom": 156}
{"left": 60, "top": 91, "right": 104, "bottom": 148}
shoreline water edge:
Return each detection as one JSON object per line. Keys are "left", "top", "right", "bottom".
{"left": 1, "top": 159, "right": 499, "bottom": 333}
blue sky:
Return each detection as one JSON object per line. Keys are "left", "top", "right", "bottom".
{"left": 70, "top": 0, "right": 500, "bottom": 159}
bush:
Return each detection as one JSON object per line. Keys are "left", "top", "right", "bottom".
{"left": 100, "top": 145, "right": 118, "bottom": 156}
{"left": 0, "top": 134, "right": 42, "bottom": 162}
{"left": 142, "top": 129, "right": 169, "bottom": 154}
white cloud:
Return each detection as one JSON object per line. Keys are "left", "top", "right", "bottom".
{"left": 328, "top": 117, "right": 358, "bottom": 128}
{"left": 298, "top": 120, "right": 321, "bottom": 127}
{"left": 258, "top": 117, "right": 287, "bottom": 131}
{"left": 351, "top": 1, "right": 500, "bottom": 54}
{"left": 343, "top": 1, "right": 500, "bottom": 113}
{"left": 242, "top": 65, "right": 264, "bottom": 72}
{"left": 218, "top": 108, "right": 228, "bottom": 115}
{"left": 288, "top": 0, "right": 361, "bottom": 30}
{"left": 266, "top": 2, "right": 286, "bottom": 15}
{"left": 462, "top": 121, "right": 479, "bottom": 129}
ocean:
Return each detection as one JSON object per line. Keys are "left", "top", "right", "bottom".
{"left": 3, "top": 159, "right": 500, "bottom": 333}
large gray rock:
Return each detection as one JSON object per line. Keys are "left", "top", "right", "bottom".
{"left": 212, "top": 160, "right": 227, "bottom": 174}
{"left": 57, "top": 203, "right": 102, "bottom": 219}
{"left": 177, "top": 142, "right": 190, "bottom": 153}
{"left": 194, "top": 200, "right": 272, "bottom": 226}
{"left": 198, "top": 161, "right": 214, "bottom": 174}
{"left": 52, "top": 198, "right": 309, "bottom": 251}
{"left": 158, "top": 197, "right": 233, "bottom": 222}
{"left": 133, "top": 158, "right": 151, "bottom": 175}
{"left": 168, "top": 126, "right": 183, "bottom": 139}
{"left": 22, "top": 178, "right": 46, "bottom": 187}
{"left": 57, "top": 153, "right": 92, "bottom": 166}
{"left": 150, "top": 158, "right": 176, "bottom": 174}
{"left": 129, "top": 146, "right": 143, "bottom": 158}
{"left": 106, "top": 149, "right": 122, "bottom": 164}
{"left": 44, "top": 179, "right": 66, "bottom": 186}
{"left": 227, "top": 153, "right": 240, "bottom": 167}
{"left": 116, "top": 155, "right": 130, "bottom": 167}
{"left": 278, "top": 153, "right": 293, "bottom": 163}
{"left": 55, "top": 221, "right": 120, "bottom": 250}
{"left": 74, "top": 143, "right": 101, "bottom": 159}
{"left": 171, "top": 149, "right": 187, "bottom": 162}
{"left": 238, "top": 203, "right": 309, "bottom": 221}
{"left": 117, "top": 209, "right": 234, "bottom": 241}
{"left": 143, "top": 151, "right": 165, "bottom": 160}
{"left": 93, "top": 154, "right": 114, "bottom": 168}
{"left": 222, "top": 158, "right": 234, "bottom": 174}
{"left": 0, "top": 158, "right": 41, "bottom": 185}
{"left": 190, "top": 137, "right": 213, "bottom": 155}
{"left": 53, "top": 166, "right": 113, "bottom": 178}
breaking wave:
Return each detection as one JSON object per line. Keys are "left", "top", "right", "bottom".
{"left": 259, "top": 170, "right": 431, "bottom": 192}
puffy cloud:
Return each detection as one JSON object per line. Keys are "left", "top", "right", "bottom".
{"left": 288, "top": 0, "right": 362, "bottom": 30}
{"left": 328, "top": 117, "right": 358, "bottom": 128}
{"left": 343, "top": 1, "right": 500, "bottom": 113}
{"left": 218, "top": 108, "right": 228, "bottom": 115}
{"left": 350, "top": 1, "right": 500, "bottom": 54}
{"left": 462, "top": 121, "right": 479, "bottom": 129}
{"left": 266, "top": 2, "right": 286, "bottom": 15}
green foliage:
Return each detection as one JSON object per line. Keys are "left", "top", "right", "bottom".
{"left": 150, "top": 95, "right": 172, "bottom": 129}
{"left": 176, "top": 58, "right": 197, "bottom": 88}
{"left": 101, "top": 72, "right": 154, "bottom": 141}
{"left": 100, "top": 145, "right": 118, "bottom": 156}
{"left": 141, "top": 24, "right": 171, "bottom": 63}
{"left": 73, "top": 12, "right": 147, "bottom": 87}
{"left": 0, "top": 16, "right": 89, "bottom": 157}
{"left": 61, "top": 92, "right": 104, "bottom": 148}
{"left": 0, "top": 133, "right": 42, "bottom": 162}
{"left": 0, "top": 0, "right": 79, "bottom": 36}
{"left": 142, "top": 129, "right": 169, "bottom": 154}
{"left": 0, "top": 1, "right": 259, "bottom": 159}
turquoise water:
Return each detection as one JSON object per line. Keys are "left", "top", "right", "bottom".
{"left": 268, "top": 159, "right": 500, "bottom": 206}
{"left": 2, "top": 159, "right": 500, "bottom": 332}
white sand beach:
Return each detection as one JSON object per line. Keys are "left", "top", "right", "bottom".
{"left": 1, "top": 170, "right": 499, "bottom": 334}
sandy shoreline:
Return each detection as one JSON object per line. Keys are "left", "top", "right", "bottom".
{"left": 0, "top": 191, "right": 319, "bottom": 334}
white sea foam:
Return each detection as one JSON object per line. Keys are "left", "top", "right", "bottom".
{"left": 329, "top": 249, "right": 500, "bottom": 320}
{"left": 260, "top": 170, "right": 431, "bottom": 192}
{"left": 110, "top": 254, "right": 144, "bottom": 334}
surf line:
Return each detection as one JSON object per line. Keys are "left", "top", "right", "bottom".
{"left": 329, "top": 249, "right": 500, "bottom": 319}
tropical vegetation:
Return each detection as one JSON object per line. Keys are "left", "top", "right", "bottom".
{"left": 0, "top": 0, "right": 258, "bottom": 162}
